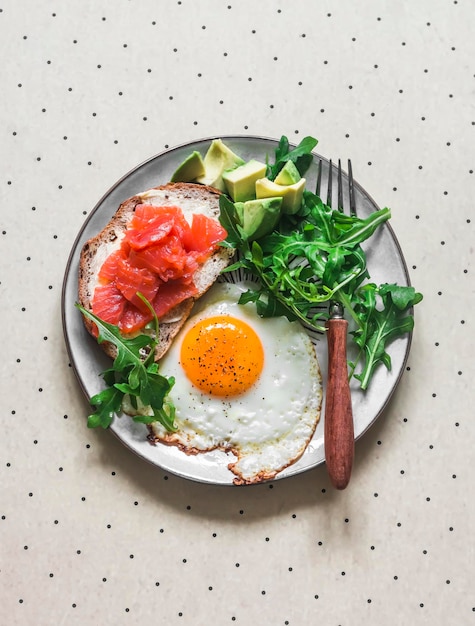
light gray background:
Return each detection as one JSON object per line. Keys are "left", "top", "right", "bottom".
{"left": 1, "top": 1, "right": 473, "bottom": 624}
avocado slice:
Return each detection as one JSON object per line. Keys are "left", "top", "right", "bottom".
{"left": 274, "top": 160, "right": 301, "bottom": 185}
{"left": 255, "top": 177, "right": 306, "bottom": 214}
{"left": 196, "top": 139, "right": 245, "bottom": 191}
{"left": 170, "top": 151, "right": 206, "bottom": 182}
{"left": 234, "top": 197, "right": 283, "bottom": 241}
{"left": 222, "top": 159, "right": 267, "bottom": 202}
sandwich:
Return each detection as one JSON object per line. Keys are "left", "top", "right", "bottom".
{"left": 78, "top": 182, "right": 234, "bottom": 361}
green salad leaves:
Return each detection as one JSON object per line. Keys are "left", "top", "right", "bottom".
{"left": 350, "top": 283, "right": 422, "bottom": 389}
{"left": 76, "top": 297, "right": 176, "bottom": 431}
{"left": 220, "top": 136, "right": 422, "bottom": 390}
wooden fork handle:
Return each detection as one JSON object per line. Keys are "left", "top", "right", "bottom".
{"left": 324, "top": 318, "right": 354, "bottom": 490}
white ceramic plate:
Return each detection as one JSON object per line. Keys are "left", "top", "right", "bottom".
{"left": 62, "top": 135, "right": 413, "bottom": 485}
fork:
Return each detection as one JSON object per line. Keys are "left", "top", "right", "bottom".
{"left": 316, "top": 158, "right": 355, "bottom": 490}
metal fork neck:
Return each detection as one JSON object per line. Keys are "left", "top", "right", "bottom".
{"left": 329, "top": 301, "right": 344, "bottom": 318}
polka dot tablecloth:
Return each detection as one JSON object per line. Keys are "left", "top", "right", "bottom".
{"left": 1, "top": 0, "right": 474, "bottom": 624}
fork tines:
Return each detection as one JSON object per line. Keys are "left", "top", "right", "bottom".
{"left": 348, "top": 160, "right": 356, "bottom": 217}
{"left": 316, "top": 158, "right": 356, "bottom": 216}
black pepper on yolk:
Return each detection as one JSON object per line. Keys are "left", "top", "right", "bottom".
{"left": 180, "top": 315, "right": 264, "bottom": 397}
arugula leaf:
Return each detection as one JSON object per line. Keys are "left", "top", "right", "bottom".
{"left": 267, "top": 135, "right": 318, "bottom": 180}
{"left": 94, "top": 317, "right": 152, "bottom": 370}
{"left": 274, "top": 135, "right": 290, "bottom": 162}
{"left": 76, "top": 302, "right": 176, "bottom": 431}
{"left": 351, "top": 283, "right": 423, "bottom": 390}
{"left": 87, "top": 386, "right": 124, "bottom": 429}
{"left": 218, "top": 194, "right": 246, "bottom": 247}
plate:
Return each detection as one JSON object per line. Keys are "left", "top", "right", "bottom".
{"left": 61, "top": 135, "right": 413, "bottom": 485}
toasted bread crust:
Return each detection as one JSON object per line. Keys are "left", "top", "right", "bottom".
{"left": 78, "top": 182, "right": 234, "bottom": 361}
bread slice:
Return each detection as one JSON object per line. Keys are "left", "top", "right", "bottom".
{"left": 78, "top": 182, "right": 234, "bottom": 361}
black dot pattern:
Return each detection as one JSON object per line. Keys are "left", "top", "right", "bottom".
{"left": 1, "top": 1, "right": 474, "bottom": 624}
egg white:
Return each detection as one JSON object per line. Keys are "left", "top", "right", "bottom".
{"left": 149, "top": 281, "right": 322, "bottom": 484}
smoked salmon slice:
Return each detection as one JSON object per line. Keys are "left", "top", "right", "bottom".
{"left": 92, "top": 283, "right": 127, "bottom": 328}
{"left": 91, "top": 204, "right": 227, "bottom": 336}
{"left": 115, "top": 257, "right": 161, "bottom": 311}
{"left": 119, "top": 303, "right": 153, "bottom": 335}
{"left": 129, "top": 235, "right": 189, "bottom": 282}
{"left": 189, "top": 212, "right": 227, "bottom": 253}
{"left": 124, "top": 204, "right": 192, "bottom": 250}
{"left": 98, "top": 247, "right": 129, "bottom": 283}
{"left": 151, "top": 281, "right": 198, "bottom": 319}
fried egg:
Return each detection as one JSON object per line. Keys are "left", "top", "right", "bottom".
{"left": 149, "top": 281, "right": 322, "bottom": 484}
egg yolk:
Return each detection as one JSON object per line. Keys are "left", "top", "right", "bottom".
{"left": 180, "top": 315, "right": 264, "bottom": 397}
